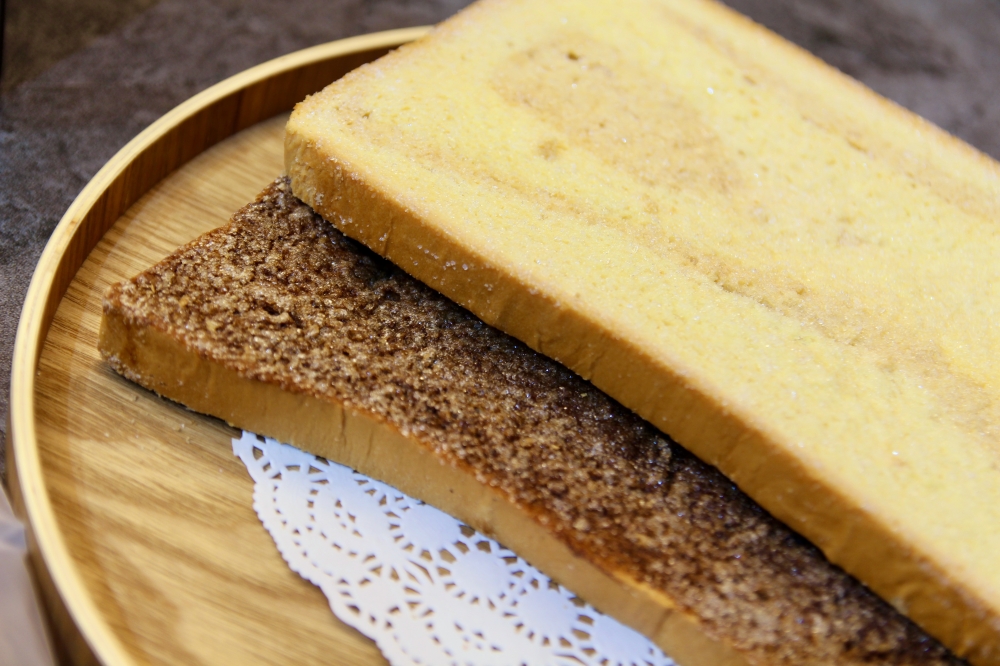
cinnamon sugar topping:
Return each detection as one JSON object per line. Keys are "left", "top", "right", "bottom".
{"left": 104, "top": 179, "right": 962, "bottom": 665}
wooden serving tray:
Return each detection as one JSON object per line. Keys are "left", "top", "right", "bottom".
{"left": 8, "top": 28, "right": 428, "bottom": 666}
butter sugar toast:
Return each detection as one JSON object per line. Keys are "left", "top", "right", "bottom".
{"left": 100, "top": 179, "right": 963, "bottom": 666}
{"left": 284, "top": 0, "right": 1000, "bottom": 661}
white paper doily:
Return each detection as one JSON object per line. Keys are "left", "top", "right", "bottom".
{"left": 233, "top": 431, "right": 674, "bottom": 666}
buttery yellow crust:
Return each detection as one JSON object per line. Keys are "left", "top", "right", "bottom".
{"left": 285, "top": 0, "right": 1000, "bottom": 662}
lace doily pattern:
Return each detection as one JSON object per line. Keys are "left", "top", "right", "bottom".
{"left": 234, "top": 431, "right": 674, "bottom": 666}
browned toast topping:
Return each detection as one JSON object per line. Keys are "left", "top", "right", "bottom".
{"left": 103, "top": 179, "right": 961, "bottom": 665}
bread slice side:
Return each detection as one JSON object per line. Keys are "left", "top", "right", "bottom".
{"left": 100, "top": 262, "right": 742, "bottom": 666}
{"left": 99, "top": 180, "right": 962, "bottom": 666}
{"left": 284, "top": 0, "right": 1000, "bottom": 661}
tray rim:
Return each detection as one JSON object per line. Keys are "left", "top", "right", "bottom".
{"left": 7, "top": 26, "right": 428, "bottom": 665}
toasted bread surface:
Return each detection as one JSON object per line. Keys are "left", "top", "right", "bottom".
{"left": 100, "top": 179, "right": 964, "bottom": 666}
{"left": 284, "top": 0, "right": 1000, "bottom": 661}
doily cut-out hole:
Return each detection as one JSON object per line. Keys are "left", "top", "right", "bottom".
{"left": 234, "top": 431, "right": 675, "bottom": 666}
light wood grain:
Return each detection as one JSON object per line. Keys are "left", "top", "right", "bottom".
{"left": 9, "top": 30, "right": 428, "bottom": 666}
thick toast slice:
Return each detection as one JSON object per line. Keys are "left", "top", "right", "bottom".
{"left": 100, "top": 179, "right": 961, "bottom": 666}
{"left": 284, "top": 0, "right": 1000, "bottom": 661}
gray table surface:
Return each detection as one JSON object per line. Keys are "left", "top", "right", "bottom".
{"left": 2, "top": 0, "right": 1000, "bottom": 482}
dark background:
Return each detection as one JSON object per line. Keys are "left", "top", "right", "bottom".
{"left": 2, "top": 0, "right": 1000, "bottom": 480}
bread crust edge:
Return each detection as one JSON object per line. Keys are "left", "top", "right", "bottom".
{"left": 98, "top": 292, "right": 754, "bottom": 666}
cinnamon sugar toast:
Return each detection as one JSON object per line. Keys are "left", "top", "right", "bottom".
{"left": 100, "top": 179, "right": 962, "bottom": 666}
{"left": 284, "top": 0, "right": 1000, "bottom": 660}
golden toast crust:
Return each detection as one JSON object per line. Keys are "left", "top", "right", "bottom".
{"left": 284, "top": 1, "right": 1000, "bottom": 661}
